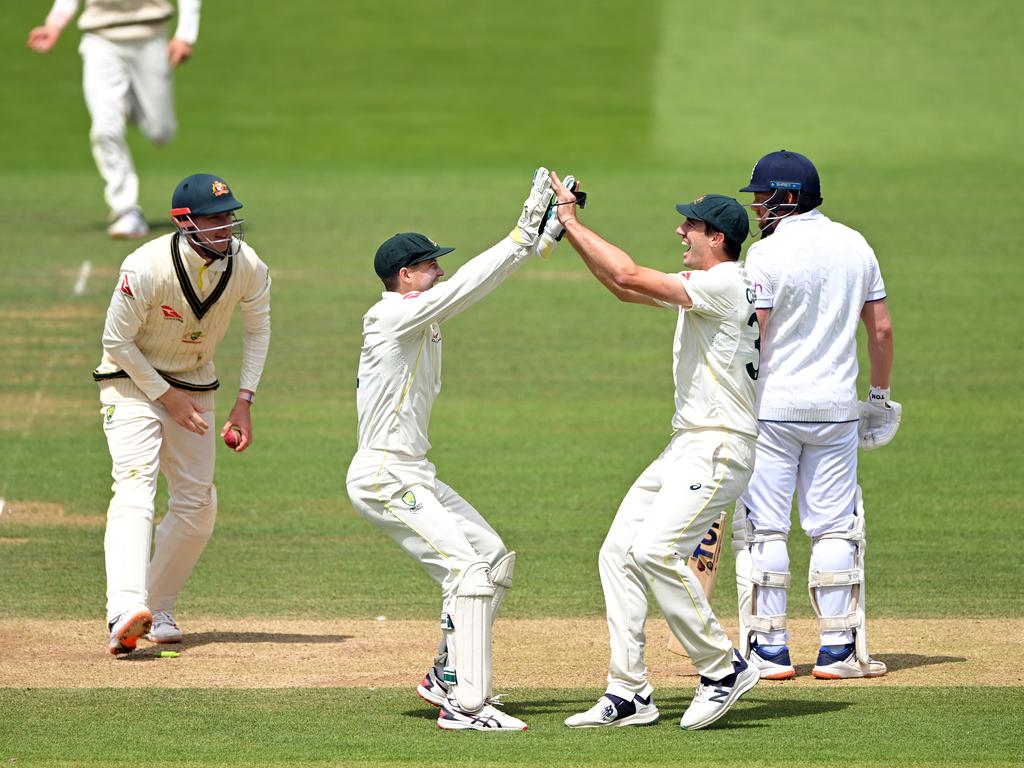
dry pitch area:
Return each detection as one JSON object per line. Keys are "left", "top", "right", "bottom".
{"left": 2, "top": 618, "right": 1019, "bottom": 689}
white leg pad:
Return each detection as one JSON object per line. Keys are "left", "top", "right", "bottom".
{"left": 449, "top": 561, "right": 496, "bottom": 712}
{"left": 734, "top": 502, "right": 790, "bottom": 653}
{"left": 808, "top": 485, "right": 869, "bottom": 662}
{"left": 489, "top": 551, "right": 516, "bottom": 622}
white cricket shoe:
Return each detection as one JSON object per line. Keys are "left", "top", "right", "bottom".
{"left": 108, "top": 608, "right": 153, "bottom": 655}
{"left": 147, "top": 610, "right": 183, "bottom": 644}
{"left": 812, "top": 643, "right": 887, "bottom": 679}
{"left": 749, "top": 641, "right": 796, "bottom": 680}
{"left": 680, "top": 650, "right": 759, "bottom": 730}
{"left": 564, "top": 691, "right": 659, "bottom": 728}
{"left": 108, "top": 208, "right": 149, "bottom": 240}
{"left": 437, "top": 697, "right": 527, "bottom": 731}
{"left": 417, "top": 667, "right": 450, "bottom": 707}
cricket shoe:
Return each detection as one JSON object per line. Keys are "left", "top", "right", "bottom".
{"left": 680, "top": 650, "right": 759, "bottom": 730}
{"left": 811, "top": 643, "right": 887, "bottom": 679}
{"left": 749, "top": 641, "right": 796, "bottom": 680}
{"left": 108, "top": 608, "right": 153, "bottom": 655}
{"left": 437, "top": 697, "right": 527, "bottom": 731}
{"left": 564, "top": 691, "right": 659, "bottom": 728}
{"left": 146, "top": 610, "right": 183, "bottom": 644}
{"left": 107, "top": 208, "right": 149, "bottom": 240}
{"left": 417, "top": 667, "right": 450, "bottom": 707}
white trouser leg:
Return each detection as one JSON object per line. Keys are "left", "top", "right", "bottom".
{"left": 146, "top": 402, "right": 217, "bottom": 612}
{"left": 797, "top": 422, "right": 860, "bottom": 647}
{"left": 126, "top": 35, "right": 177, "bottom": 146}
{"left": 79, "top": 34, "right": 138, "bottom": 216}
{"left": 101, "top": 401, "right": 162, "bottom": 622}
{"left": 346, "top": 452, "right": 505, "bottom": 710}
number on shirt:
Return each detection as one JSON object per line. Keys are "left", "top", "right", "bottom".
{"left": 745, "top": 311, "right": 760, "bottom": 381}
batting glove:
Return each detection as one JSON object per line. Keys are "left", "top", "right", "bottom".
{"left": 858, "top": 386, "right": 902, "bottom": 450}
{"left": 509, "top": 167, "right": 554, "bottom": 248}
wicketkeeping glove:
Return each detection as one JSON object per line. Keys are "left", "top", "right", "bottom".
{"left": 533, "top": 174, "right": 584, "bottom": 259}
{"left": 509, "top": 167, "right": 554, "bottom": 248}
{"left": 858, "top": 386, "right": 902, "bottom": 451}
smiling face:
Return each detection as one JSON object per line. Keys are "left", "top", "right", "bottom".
{"left": 675, "top": 218, "right": 721, "bottom": 270}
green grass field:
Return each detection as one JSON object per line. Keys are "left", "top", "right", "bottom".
{"left": 1, "top": 1, "right": 1022, "bottom": 765}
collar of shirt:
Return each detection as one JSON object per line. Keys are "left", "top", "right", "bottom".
{"left": 179, "top": 237, "right": 231, "bottom": 274}
{"left": 774, "top": 208, "right": 828, "bottom": 234}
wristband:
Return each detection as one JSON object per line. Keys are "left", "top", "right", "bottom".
{"left": 867, "top": 386, "right": 890, "bottom": 403}
{"left": 238, "top": 391, "right": 255, "bottom": 405}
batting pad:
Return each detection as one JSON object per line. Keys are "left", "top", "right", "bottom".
{"left": 452, "top": 561, "right": 496, "bottom": 711}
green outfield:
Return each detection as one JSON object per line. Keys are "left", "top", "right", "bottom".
{"left": 1, "top": 0, "right": 1021, "bottom": 765}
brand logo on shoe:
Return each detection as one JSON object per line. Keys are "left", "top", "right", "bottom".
{"left": 709, "top": 686, "right": 729, "bottom": 703}
{"left": 601, "top": 703, "right": 615, "bottom": 720}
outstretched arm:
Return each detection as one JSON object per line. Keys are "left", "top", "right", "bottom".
{"left": 551, "top": 172, "right": 691, "bottom": 308}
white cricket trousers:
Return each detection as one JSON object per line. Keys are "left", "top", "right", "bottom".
{"left": 100, "top": 392, "right": 216, "bottom": 623}
{"left": 79, "top": 33, "right": 177, "bottom": 216}
{"left": 600, "top": 429, "right": 755, "bottom": 698}
{"left": 740, "top": 420, "right": 860, "bottom": 646}
{"left": 346, "top": 450, "right": 508, "bottom": 611}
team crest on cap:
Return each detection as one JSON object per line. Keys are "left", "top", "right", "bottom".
{"left": 211, "top": 180, "right": 230, "bottom": 197}
{"left": 693, "top": 195, "right": 705, "bottom": 204}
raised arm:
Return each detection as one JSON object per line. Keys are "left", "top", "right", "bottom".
{"left": 551, "top": 172, "right": 691, "bottom": 309}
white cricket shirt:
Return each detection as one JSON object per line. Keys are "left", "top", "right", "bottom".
{"left": 354, "top": 237, "right": 532, "bottom": 458}
{"left": 666, "top": 260, "right": 759, "bottom": 439}
{"left": 94, "top": 232, "right": 272, "bottom": 401}
{"left": 745, "top": 209, "right": 886, "bottom": 422}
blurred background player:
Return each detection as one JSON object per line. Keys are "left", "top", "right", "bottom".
{"left": 553, "top": 175, "right": 761, "bottom": 731}
{"left": 346, "top": 169, "right": 561, "bottom": 732}
{"left": 27, "top": 0, "right": 202, "bottom": 239}
{"left": 732, "top": 149, "right": 896, "bottom": 680}
{"left": 94, "top": 173, "right": 271, "bottom": 654}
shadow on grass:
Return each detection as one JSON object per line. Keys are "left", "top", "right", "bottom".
{"left": 401, "top": 693, "right": 851, "bottom": 728}
{"left": 123, "top": 631, "right": 352, "bottom": 659}
{"left": 792, "top": 653, "right": 965, "bottom": 677}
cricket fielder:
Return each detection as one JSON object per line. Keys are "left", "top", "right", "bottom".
{"left": 95, "top": 173, "right": 271, "bottom": 654}
{"left": 732, "top": 150, "right": 897, "bottom": 680}
{"left": 345, "top": 169, "right": 560, "bottom": 732}
{"left": 554, "top": 176, "right": 761, "bottom": 731}
{"left": 28, "top": 0, "right": 201, "bottom": 239}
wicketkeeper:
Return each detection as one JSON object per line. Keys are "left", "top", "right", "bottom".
{"left": 345, "top": 168, "right": 562, "bottom": 732}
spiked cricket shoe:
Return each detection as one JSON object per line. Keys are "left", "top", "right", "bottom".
{"left": 680, "top": 650, "right": 759, "bottom": 730}
{"left": 812, "top": 643, "right": 887, "bottom": 679}
{"left": 108, "top": 608, "right": 153, "bottom": 655}
{"left": 749, "top": 641, "right": 796, "bottom": 680}
{"left": 437, "top": 697, "right": 527, "bottom": 731}
{"left": 417, "top": 667, "right": 450, "bottom": 707}
{"left": 146, "top": 610, "right": 183, "bottom": 644}
{"left": 564, "top": 691, "right": 659, "bottom": 728}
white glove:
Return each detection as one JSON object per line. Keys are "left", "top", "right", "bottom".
{"left": 532, "top": 209, "right": 565, "bottom": 259}
{"left": 858, "top": 386, "right": 902, "bottom": 450}
{"left": 509, "top": 167, "right": 553, "bottom": 248}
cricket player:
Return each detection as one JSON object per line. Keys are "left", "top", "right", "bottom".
{"left": 346, "top": 169, "right": 561, "bottom": 732}
{"left": 28, "top": 0, "right": 201, "bottom": 239}
{"left": 553, "top": 173, "right": 761, "bottom": 731}
{"left": 732, "top": 150, "right": 896, "bottom": 680}
{"left": 95, "top": 173, "right": 271, "bottom": 654}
